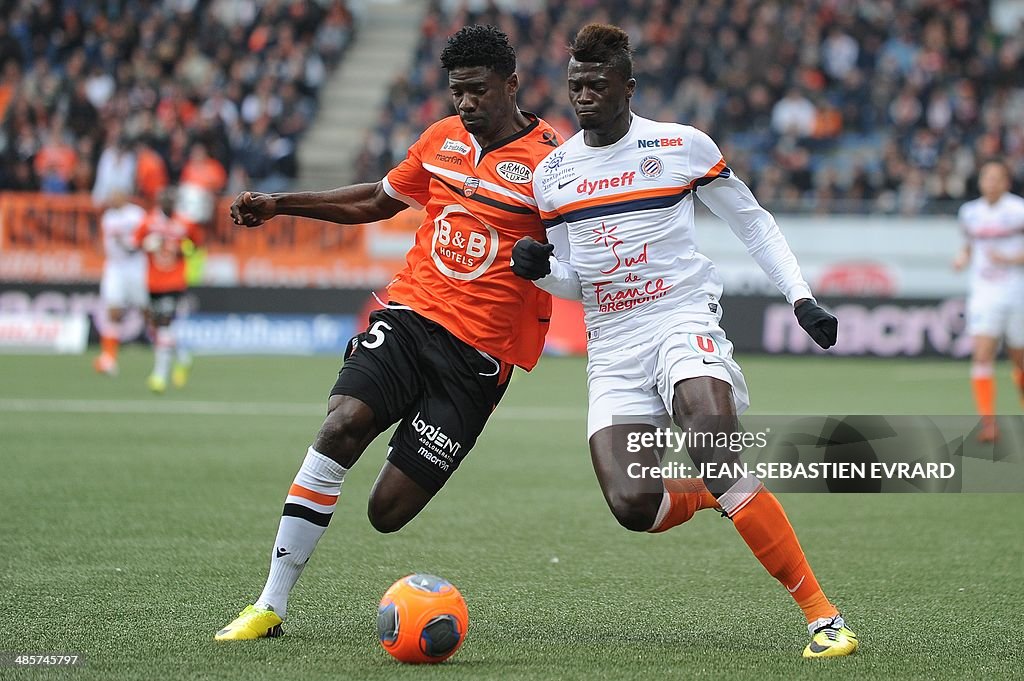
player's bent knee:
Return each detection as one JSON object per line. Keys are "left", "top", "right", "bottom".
{"left": 315, "top": 396, "right": 378, "bottom": 467}
{"left": 604, "top": 489, "right": 659, "bottom": 532}
{"left": 366, "top": 494, "right": 414, "bottom": 534}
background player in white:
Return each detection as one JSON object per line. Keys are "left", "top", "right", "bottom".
{"left": 93, "top": 191, "right": 148, "bottom": 376}
{"left": 952, "top": 160, "right": 1024, "bottom": 442}
{"left": 511, "top": 24, "right": 854, "bottom": 659}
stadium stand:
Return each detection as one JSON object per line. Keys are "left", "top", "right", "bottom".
{"left": 355, "top": 0, "right": 1023, "bottom": 215}
{"left": 0, "top": 0, "right": 356, "bottom": 197}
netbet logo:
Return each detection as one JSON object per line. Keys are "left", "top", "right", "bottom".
{"left": 576, "top": 171, "right": 635, "bottom": 195}
{"left": 637, "top": 137, "right": 683, "bottom": 149}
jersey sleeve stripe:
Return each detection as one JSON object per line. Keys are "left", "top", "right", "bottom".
{"left": 382, "top": 176, "right": 424, "bottom": 210}
{"left": 553, "top": 184, "right": 691, "bottom": 218}
{"left": 548, "top": 158, "right": 732, "bottom": 223}
{"left": 423, "top": 162, "right": 537, "bottom": 207}
{"left": 559, "top": 187, "right": 694, "bottom": 224}
{"left": 693, "top": 158, "right": 731, "bottom": 187}
{"left": 542, "top": 215, "right": 565, "bottom": 229}
{"left": 433, "top": 175, "right": 537, "bottom": 215}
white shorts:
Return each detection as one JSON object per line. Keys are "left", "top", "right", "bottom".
{"left": 966, "top": 291, "right": 1024, "bottom": 347}
{"left": 586, "top": 323, "right": 750, "bottom": 438}
{"left": 100, "top": 262, "right": 149, "bottom": 309}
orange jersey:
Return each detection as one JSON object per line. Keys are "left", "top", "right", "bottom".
{"left": 133, "top": 210, "right": 203, "bottom": 293}
{"left": 382, "top": 114, "right": 561, "bottom": 370}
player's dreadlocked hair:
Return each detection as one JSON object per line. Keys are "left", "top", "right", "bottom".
{"left": 440, "top": 25, "right": 516, "bottom": 78}
{"left": 569, "top": 23, "right": 633, "bottom": 79}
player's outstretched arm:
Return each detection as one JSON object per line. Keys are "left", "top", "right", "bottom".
{"left": 696, "top": 172, "right": 812, "bottom": 304}
{"left": 696, "top": 169, "right": 837, "bottom": 349}
{"left": 230, "top": 181, "right": 407, "bottom": 228}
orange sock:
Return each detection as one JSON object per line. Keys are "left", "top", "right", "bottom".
{"left": 971, "top": 373, "right": 995, "bottom": 416}
{"left": 729, "top": 488, "right": 837, "bottom": 623}
{"left": 101, "top": 335, "right": 120, "bottom": 360}
{"left": 648, "top": 478, "right": 719, "bottom": 533}
{"left": 1013, "top": 368, "right": 1024, "bottom": 402}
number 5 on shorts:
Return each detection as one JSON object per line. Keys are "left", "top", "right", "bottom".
{"left": 362, "top": 321, "right": 393, "bottom": 349}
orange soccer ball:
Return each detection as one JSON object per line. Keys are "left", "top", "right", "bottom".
{"left": 377, "top": 573, "right": 469, "bottom": 664}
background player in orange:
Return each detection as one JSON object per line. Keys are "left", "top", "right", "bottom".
{"left": 215, "top": 25, "right": 560, "bottom": 641}
{"left": 132, "top": 187, "right": 203, "bottom": 393}
{"left": 952, "top": 159, "right": 1024, "bottom": 442}
{"left": 513, "top": 24, "right": 853, "bottom": 658}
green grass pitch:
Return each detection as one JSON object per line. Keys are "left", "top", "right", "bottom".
{"left": 1, "top": 349, "right": 1022, "bottom": 680}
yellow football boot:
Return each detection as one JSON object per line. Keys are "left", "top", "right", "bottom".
{"left": 147, "top": 374, "right": 167, "bottom": 394}
{"left": 171, "top": 361, "right": 191, "bottom": 389}
{"left": 803, "top": 615, "right": 858, "bottom": 658}
{"left": 215, "top": 605, "right": 283, "bottom": 641}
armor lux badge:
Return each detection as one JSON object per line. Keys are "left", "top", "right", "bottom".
{"left": 462, "top": 177, "right": 480, "bottom": 197}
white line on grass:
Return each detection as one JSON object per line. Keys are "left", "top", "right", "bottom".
{"left": 0, "top": 398, "right": 584, "bottom": 421}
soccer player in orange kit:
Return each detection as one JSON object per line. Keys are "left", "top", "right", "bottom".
{"left": 133, "top": 188, "right": 203, "bottom": 392}
{"left": 215, "top": 26, "right": 562, "bottom": 641}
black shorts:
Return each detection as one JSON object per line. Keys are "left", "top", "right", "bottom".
{"left": 149, "top": 291, "right": 184, "bottom": 324}
{"left": 331, "top": 305, "right": 513, "bottom": 495}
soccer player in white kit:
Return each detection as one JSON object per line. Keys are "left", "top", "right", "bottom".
{"left": 93, "top": 192, "right": 148, "bottom": 376}
{"left": 952, "top": 160, "right": 1024, "bottom": 442}
{"left": 511, "top": 24, "right": 856, "bottom": 658}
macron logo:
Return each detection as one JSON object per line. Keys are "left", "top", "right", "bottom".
{"left": 637, "top": 137, "right": 683, "bottom": 149}
{"left": 441, "top": 138, "right": 471, "bottom": 155}
{"left": 577, "top": 172, "right": 636, "bottom": 195}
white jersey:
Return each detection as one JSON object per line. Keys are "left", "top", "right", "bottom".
{"left": 101, "top": 203, "right": 147, "bottom": 266}
{"left": 532, "top": 115, "right": 811, "bottom": 346}
{"left": 958, "top": 193, "right": 1024, "bottom": 293}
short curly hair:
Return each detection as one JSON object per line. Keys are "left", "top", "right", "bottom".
{"left": 440, "top": 25, "right": 516, "bottom": 78}
{"left": 569, "top": 23, "right": 633, "bottom": 79}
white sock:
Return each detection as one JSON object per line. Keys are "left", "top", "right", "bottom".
{"left": 153, "top": 326, "right": 174, "bottom": 379}
{"left": 255, "top": 447, "right": 347, "bottom": 618}
{"left": 715, "top": 475, "right": 763, "bottom": 518}
{"left": 172, "top": 321, "right": 191, "bottom": 365}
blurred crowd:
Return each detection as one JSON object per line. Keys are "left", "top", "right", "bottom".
{"left": 355, "top": 0, "right": 1024, "bottom": 214}
{"left": 0, "top": 0, "right": 354, "bottom": 210}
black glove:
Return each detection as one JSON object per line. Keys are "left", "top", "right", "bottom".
{"left": 511, "top": 237, "right": 554, "bottom": 280}
{"left": 794, "top": 299, "right": 838, "bottom": 349}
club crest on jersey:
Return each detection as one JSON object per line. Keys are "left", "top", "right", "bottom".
{"left": 639, "top": 155, "right": 664, "bottom": 178}
{"left": 543, "top": 151, "right": 566, "bottom": 173}
{"left": 496, "top": 160, "right": 533, "bottom": 184}
{"left": 462, "top": 176, "right": 480, "bottom": 197}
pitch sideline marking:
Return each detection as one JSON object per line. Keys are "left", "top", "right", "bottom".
{"left": 0, "top": 398, "right": 584, "bottom": 421}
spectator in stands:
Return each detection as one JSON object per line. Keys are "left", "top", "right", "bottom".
{"left": 33, "top": 120, "right": 77, "bottom": 193}
{"left": 772, "top": 88, "right": 817, "bottom": 138}
{"left": 359, "top": 0, "right": 1022, "bottom": 215}
{"left": 135, "top": 136, "right": 170, "bottom": 205}
{"left": 0, "top": 0, "right": 356, "bottom": 201}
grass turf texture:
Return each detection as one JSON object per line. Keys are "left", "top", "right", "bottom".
{"left": 1, "top": 349, "right": 1022, "bottom": 680}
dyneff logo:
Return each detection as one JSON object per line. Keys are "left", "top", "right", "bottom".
{"left": 637, "top": 137, "right": 683, "bottom": 149}
{"left": 411, "top": 412, "right": 462, "bottom": 455}
{"left": 577, "top": 172, "right": 636, "bottom": 195}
